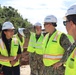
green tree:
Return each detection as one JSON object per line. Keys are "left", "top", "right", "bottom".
{"left": 0, "top": 5, "right": 33, "bottom": 31}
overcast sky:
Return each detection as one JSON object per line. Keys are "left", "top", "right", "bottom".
{"left": 0, "top": 0, "right": 76, "bottom": 33}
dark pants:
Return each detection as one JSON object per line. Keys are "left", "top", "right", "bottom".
{"left": 2, "top": 65, "right": 20, "bottom": 75}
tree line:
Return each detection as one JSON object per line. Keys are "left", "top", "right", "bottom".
{"left": 0, "top": 4, "right": 32, "bottom": 31}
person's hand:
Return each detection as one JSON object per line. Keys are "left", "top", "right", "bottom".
{"left": 9, "top": 56, "right": 16, "bottom": 61}
{"left": 53, "top": 62, "right": 63, "bottom": 69}
{"left": 10, "top": 60, "right": 17, "bottom": 66}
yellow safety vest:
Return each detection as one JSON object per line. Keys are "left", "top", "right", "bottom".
{"left": 65, "top": 35, "right": 75, "bottom": 75}
{"left": 43, "top": 31, "right": 65, "bottom": 66}
{"left": 0, "top": 38, "right": 19, "bottom": 67}
{"left": 64, "top": 35, "right": 75, "bottom": 66}
{"left": 27, "top": 32, "right": 44, "bottom": 55}
{"left": 65, "top": 48, "right": 76, "bottom": 75}
{"left": 65, "top": 49, "right": 76, "bottom": 75}
{"left": 74, "top": 49, "right": 76, "bottom": 75}
{"left": 13, "top": 34, "right": 25, "bottom": 52}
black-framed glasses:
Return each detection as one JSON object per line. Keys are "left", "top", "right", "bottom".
{"left": 63, "top": 20, "right": 69, "bottom": 26}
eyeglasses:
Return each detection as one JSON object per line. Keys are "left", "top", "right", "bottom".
{"left": 44, "top": 23, "right": 52, "bottom": 26}
{"left": 63, "top": 20, "right": 69, "bottom": 26}
{"left": 7, "top": 29, "right": 15, "bottom": 32}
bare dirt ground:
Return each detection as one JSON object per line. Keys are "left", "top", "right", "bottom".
{"left": 20, "top": 65, "right": 31, "bottom": 75}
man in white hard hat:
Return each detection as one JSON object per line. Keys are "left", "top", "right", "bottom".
{"left": 18, "top": 28, "right": 25, "bottom": 37}
{"left": 17, "top": 28, "right": 25, "bottom": 52}
{"left": 14, "top": 28, "right": 28, "bottom": 66}
{"left": 42, "top": 15, "right": 72, "bottom": 75}
{"left": 62, "top": 5, "right": 76, "bottom": 75}
{"left": 27, "top": 22, "right": 44, "bottom": 75}
{"left": 0, "top": 21, "right": 21, "bottom": 75}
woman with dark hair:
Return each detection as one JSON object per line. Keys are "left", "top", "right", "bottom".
{"left": 0, "top": 21, "right": 21, "bottom": 75}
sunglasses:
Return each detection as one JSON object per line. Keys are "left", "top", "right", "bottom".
{"left": 63, "top": 20, "right": 69, "bottom": 26}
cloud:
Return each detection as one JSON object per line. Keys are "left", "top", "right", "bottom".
{"left": 5, "top": 0, "right": 63, "bottom": 20}
{"left": 1, "top": 0, "right": 76, "bottom": 32}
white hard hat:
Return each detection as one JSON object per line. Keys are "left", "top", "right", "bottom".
{"left": 18, "top": 28, "right": 25, "bottom": 36}
{"left": 65, "top": 5, "right": 76, "bottom": 16}
{"left": 34, "top": 22, "right": 42, "bottom": 26}
{"left": 44, "top": 15, "right": 57, "bottom": 23}
{"left": 2, "top": 21, "right": 15, "bottom": 30}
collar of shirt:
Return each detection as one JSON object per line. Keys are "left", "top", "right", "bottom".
{"left": 35, "top": 34, "right": 41, "bottom": 41}
{"left": 49, "top": 29, "right": 56, "bottom": 38}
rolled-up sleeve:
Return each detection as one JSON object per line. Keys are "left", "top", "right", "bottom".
{"left": 59, "top": 33, "right": 72, "bottom": 63}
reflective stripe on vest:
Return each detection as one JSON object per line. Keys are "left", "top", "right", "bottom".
{"left": 0, "top": 39, "right": 5, "bottom": 50}
{"left": 0, "top": 39, "right": 8, "bottom": 62}
{"left": 53, "top": 31, "right": 61, "bottom": 41}
{"left": 29, "top": 40, "right": 42, "bottom": 48}
{"left": 43, "top": 54, "right": 63, "bottom": 60}
{"left": 28, "top": 33, "right": 44, "bottom": 54}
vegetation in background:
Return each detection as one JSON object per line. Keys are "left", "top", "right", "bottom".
{"left": 0, "top": 5, "right": 33, "bottom": 32}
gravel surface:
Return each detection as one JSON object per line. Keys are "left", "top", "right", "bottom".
{"left": 20, "top": 65, "right": 31, "bottom": 75}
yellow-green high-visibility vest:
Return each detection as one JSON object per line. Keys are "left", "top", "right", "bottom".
{"left": 43, "top": 31, "right": 65, "bottom": 66}
{"left": 64, "top": 35, "right": 75, "bottom": 66}
{"left": 65, "top": 51, "right": 75, "bottom": 75}
{"left": 13, "top": 34, "right": 25, "bottom": 52}
{"left": 65, "top": 35, "right": 75, "bottom": 75}
{"left": 0, "top": 38, "right": 19, "bottom": 67}
{"left": 27, "top": 32, "right": 44, "bottom": 55}
{"left": 74, "top": 49, "right": 76, "bottom": 75}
